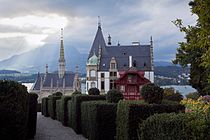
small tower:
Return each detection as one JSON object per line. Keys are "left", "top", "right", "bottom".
{"left": 86, "top": 53, "right": 98, "bottom": 93}
{"left": 58, "top": 28, "right": 66, "bottom": 78}
{"left": 108, "top": 34, "right": 111, "bottom": 45}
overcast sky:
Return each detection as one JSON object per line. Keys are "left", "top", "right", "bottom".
{"left": 0, "top": 0, "right": 197, "bottom": 62}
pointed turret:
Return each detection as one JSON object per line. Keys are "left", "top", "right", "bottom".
{"left": 58, "top": 28, "right": 66, "bottom": 78}
{"left": 88, "top": 17, "right": 107, "bottom": 59}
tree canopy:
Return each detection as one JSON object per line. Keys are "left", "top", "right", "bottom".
{"left": 173, "top": 0, "right": 210, "bottom": 95}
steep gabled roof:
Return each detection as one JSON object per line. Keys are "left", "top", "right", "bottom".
{"left": 99, "top": 45, "right": 152, "bottom": 71}
{"left": 32, "top": 73, "right": 42, "bottom": 90}
{"left": 88, "top": 26, "right": 107, "bottom": 59}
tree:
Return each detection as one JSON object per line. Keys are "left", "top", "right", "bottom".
{"left": 163, "top": 87, "right": 183, "bottom": 102}
{"left": 172, "top": 0, "right": 210, "bottom": 95}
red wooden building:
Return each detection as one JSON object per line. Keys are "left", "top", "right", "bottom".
{"left": 115, "top": 67, "right": 150, "bottom": 100}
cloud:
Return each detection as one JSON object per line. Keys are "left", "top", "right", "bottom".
{"left": 0, "top": 0, "right": 197, "bottom": 62}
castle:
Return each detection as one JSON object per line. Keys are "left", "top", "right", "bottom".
{"left": 86, "top": 21, "right": 154, "bottom": 99}
{"left": 30, "top": 29, "right": 81, "bottom": 102}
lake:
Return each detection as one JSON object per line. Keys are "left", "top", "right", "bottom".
{"left": 161, "top": 85, "right": 197, "bottom": 96}
{"left": 22, "top": 83, "right": 34, "bottom": 92}
{"left": 23, "top": 83, "right": 197, "bottom": 97}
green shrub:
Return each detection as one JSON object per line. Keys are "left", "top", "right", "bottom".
{"left": 186, "top": 92, "right": 200, "bottom": 100}
{"left": 60, "top": 96, "right": 72, "bottom": 126}
{"left": 163, "top": 87, "right": 183, "bottom": 102}
{"left": 81, "top": 101, "right": 117, "bottom": 140}
{"left": 52, "top": 92, "right": 63, "bottom": 96}
{"left": 37, "top": 103, "right": 41, "bottom": 112}
{"left": 72, "top": 90, "right": 82, "bottom": 95}
{"left": 116, "top": 100, "right": 185, "bottom": 140}
{"left": 48, "top": 95, "right": 61, "bottom": 120}
{"left": 106, "top": 89, "right": 124, "bottom": 103}
{"left": 67, "top": 100, "right": 73, "bottom": 127}
{"left": 71, "top": 94, "right": 106, "bottom": 134}
{"left": 88, "top": 88, "right": 100, "bottom": 95}
{"left": 56, "top": 99, "right": 62, "bottom": 121}
{"left": 140, "top": 113, "right": 209, "bottom": 140}
{"left": 0, "top": 80, "right": 29, "bottom": 140}
{"left": 42, "top": 97, "right": 49, "bottom": 117}
{"left": 27, "top": 93, "right": 38, "bottom": 139}
{"left": 141, "top": 83, "right": 163, "bottom": 104}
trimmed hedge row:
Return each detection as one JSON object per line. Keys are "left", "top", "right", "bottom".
{"left": 48, "top": 96, "right": 61, "bottom": 120}
{"left": 56, "top": 100, "right": 62, "bottom": 121}
{"left": 81, "top": 101, "right": 117, "bottom": 140}
{"left": 71, "top": 95, "right": 106, "bottom": 134}
{"left": 42, "top": 97, "right": 49, "bottom": 117}
{"left": 37, "top": 103, "right": 41, "bottom": 112}
{"left": 60, "top": 96, "right": 72, "bottom": 126}
{"left": 67, "top": 100, "right": 73, "bottom": 127}
{"left": 0, "top": 80, "right": 29, "bottom": 140}
{"left": 116, "top": 100, "right": 185, "bottom": 140}
{"left": 27, "top": 93, "right": 38, "bottom": 139}
{"left": 140, "top": 113, "right": 210, "bottom": 140}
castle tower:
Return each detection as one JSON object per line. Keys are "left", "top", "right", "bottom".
{"left": 58, "top": 28, "right": 66, "bottom": 78}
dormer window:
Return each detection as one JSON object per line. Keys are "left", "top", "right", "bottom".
{"left": 111, "top": 63, "right": 116, "bottom": 69}
{"left": 110, "top": 57, "right": 117, "bottom": 70}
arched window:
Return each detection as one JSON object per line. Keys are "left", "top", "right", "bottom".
{"left": 90, "top": 70, "right": 96, "bottom": 77}
{"left": 91, "top": 82, "right": 95, "bottom": 88}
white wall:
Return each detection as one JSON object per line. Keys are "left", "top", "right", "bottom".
{"left": 144, "top": 71, "right": 154, "bottom": 83}
{"left": 97, "top": 71, "right": 110, "bottom": 93}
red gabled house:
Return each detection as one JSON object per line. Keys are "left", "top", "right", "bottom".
{"left": 115, "top": 67, "right": 150, "bottom": 100}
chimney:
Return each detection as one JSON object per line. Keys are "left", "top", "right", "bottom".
{"left": 108, "top": 34, "right": 111, "bottom": 45}
{"left": 129, "top": 56, "right": 132, "bottom": 67}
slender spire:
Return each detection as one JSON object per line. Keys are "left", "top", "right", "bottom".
{"left": 45, "top": 64, "right": 48, "bottom": 74}
{"left": 58, "top": 28, "right": 66, "bottom": 78}
{"left": 150, "top": 36, "right": 153, "bottom": 46}
{"left": 98, "top": 16, "right": 101, "bottom": 29}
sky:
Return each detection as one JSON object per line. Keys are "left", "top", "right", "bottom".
{"left": 0, "top": 0, "right": 197, "bottom": 62}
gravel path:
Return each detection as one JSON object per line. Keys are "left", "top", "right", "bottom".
{"left": 33, "top": 113, "right": 87, "bottom": 140}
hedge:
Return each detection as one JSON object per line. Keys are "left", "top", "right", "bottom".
{"left": 42, "top": 97, "right": 49, "bottom": 117}
{"left": 67, "top": 100, "right": 73, "bottom": 127}
{"left": 0, "top": 80, "right": 29, "bottom": 140}
{"left": 27, "top": 93, "right": 38, "bottom": 139}
{"left": 37, "top": 103, "right": 41, "bottom": 112}
{"left": 48, "top": 96, "right": 61, "bottom": 120}
{"left": 60, "top": 96, "right": 72, "bottom": 126}
{"left": 116, "top": 100, "right": 185, "bottom": 140}
{"left": 140, "top": 113, "right": 210, "bottom": 140}
{"left": 71, "top": 94, "right": 106, "bottom": 134}
{"left": 81, "top": 101, "right": 117, "bottom": 140}
{"left": 56, "top": 100, "right": 62, "bottom": 121}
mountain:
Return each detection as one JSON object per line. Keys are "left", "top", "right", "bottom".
{"left": 154, "top": 61, "right": 175, "bottom": 67}
{"left": 0, "top": 70, "right": 21, "bottom": 74}
{"left": 0, "top": 44, "right": 88, "bottom": 73}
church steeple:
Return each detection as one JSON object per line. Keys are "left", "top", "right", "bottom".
{"left": 58, "top": 28, "right": 66, "bottom": 78}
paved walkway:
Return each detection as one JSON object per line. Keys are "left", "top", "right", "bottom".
{"left": 33, "top": 113, "right": 87, "bottom": 140}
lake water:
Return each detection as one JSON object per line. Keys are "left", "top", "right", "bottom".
{"left": 161, "top": 85, "right": 197, "bottom": 96}
{"left": 22, "top": 83, "right": 34, "bottom": 92}
{"left": 23, "top": 83, "right": 197, "bottom": 97}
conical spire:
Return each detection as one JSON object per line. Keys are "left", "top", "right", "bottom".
{"left": 59, "top": 28, "right": 65, "bottom": 61}
{"left": 88, "top": 17, "right": 107, "bottom": 59}
{"left": 58, "top": 28, "right": 66, "bottom": 78}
